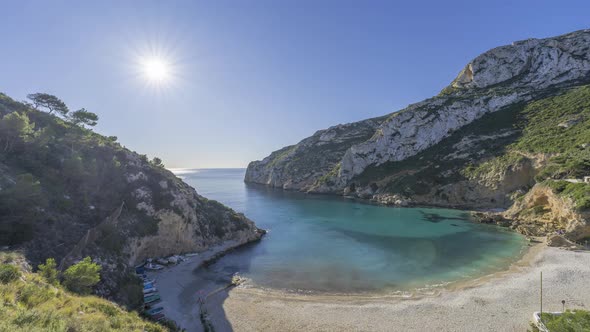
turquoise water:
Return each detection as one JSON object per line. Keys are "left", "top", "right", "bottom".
{"left": 176, "top": 168, "right": 527, "bottom": 293}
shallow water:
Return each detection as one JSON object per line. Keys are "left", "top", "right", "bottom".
{"left": 175, "top": 168, "right": 527, "bottom": 293}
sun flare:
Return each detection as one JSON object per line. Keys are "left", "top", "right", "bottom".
{"left": 140, "top": 57, "right": 170, "bottom": 83}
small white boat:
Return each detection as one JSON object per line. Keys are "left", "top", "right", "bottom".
{"left": 143, "top": 287, "right": 157, "bottom": 294}
{"left": 145, "top": 263, "right": 164, "bottom": 271}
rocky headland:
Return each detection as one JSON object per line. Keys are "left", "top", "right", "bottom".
{"left": 246, "top": 29, "right": 590, "bottom": 243}
{"left": 0, "top": 93, "right": 264, "bottom": 307}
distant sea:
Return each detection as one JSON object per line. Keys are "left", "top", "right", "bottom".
{"left": 174, "top": 168, "right": 527, "bottom": 293}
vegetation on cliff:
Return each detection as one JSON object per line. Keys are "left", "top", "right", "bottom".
{"left": 0, "top": 91, "right": 261, "bottom": 308}
{"left": 247, "top": 30, "right": 590, "bottom": 217}
{"left": 0, "top": 252, "right": 167, "bottom": 332}
{"left": 342, "top": 84, "right": 589, "bottom": 214}
{"left": 465, "top": 85, "right": 590, "bottom": 209}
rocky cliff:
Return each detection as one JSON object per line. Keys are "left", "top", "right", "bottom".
{"left": 0, "top": 93, "right": 263, "bottom": 306}
{"left": 505, "top": 183, "right": 590, "bottom": 241}
{"left": 245, "top": 115, "right": 387, "bottom": 190}
{"left": 246, "top": 29, "right": 590, "bottom": 241}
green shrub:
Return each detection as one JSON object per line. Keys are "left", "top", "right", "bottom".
{"left": 0, "top": 251, "right": 166, "bottom": 331}
{"left": 541, "top": 310, "right": 590, "bottom": 331}
{"left": 37, "top": 258, "right": 59, "bottom": 285}
{"left": 0, "top": 264, "right": 20, "bottom": 284}
{"left": 62, "top": 257, "right": 101, "bottom": 295}
{"left": 561, "top": 183, "right": 590, "bottom": 210}
{"left": 545, "top": 181, "right": 590, "bottom": 211}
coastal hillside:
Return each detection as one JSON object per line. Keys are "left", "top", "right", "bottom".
{"left": 245, "top": 115, "right": 387, "bottom": 190}
{"left": 0, "top": 93, "right": 263, "bottom": 306}
{"left": 0, "top": 252, "right": 168, "bottom": 331}
{"left": 246, "top": 29, "right": 590, "bottom": 241}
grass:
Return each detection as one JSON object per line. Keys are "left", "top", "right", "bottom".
{"left": 535, "top": 310, "right": 590, "bottom": 332}
{"left": 545, "top": 180, "right": 590, "bottom": 211}
{"left": 462, "top": 152, "right": 526, "bottom": 180}
{"left": 0, "top": 252, "right": 168, "bottom": 332}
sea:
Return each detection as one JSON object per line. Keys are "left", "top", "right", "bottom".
{"left": 174, "top": 168, "right": 527, "bottom": 293}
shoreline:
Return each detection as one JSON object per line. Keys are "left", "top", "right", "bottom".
{"left": 147, "top": 231, "right": 590, "bottom": 332}
{"left": 220, "top": 243, "right": 590, "bottom": 331}
{"left": 212, "top": 239, "right": 540, "bottom": 304}
{"left": 142, "top": 185, "right": 585, "bottom": 332}
{"left": 244, "top": 180, "right": 512, "bottom": 213}
{"left": 144, "top": 236, "right": 264, "bottom": 332}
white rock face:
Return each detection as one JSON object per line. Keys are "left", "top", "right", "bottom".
{"left": 339, "top": 93, "right": 522, "bottom": 182}
{"left": 337, "top": 29, "right": 590, "bottom": 185}
{"left": 245, "top": 29, "right": 590, "bottom": 192}
{"left": 453, "top": 33, "right": 590, "bottom": 90}
{"left": 245, "top": 116, "right": 386, "bottom": 190}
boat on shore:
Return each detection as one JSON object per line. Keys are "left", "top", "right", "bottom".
{"left": 146, "top": 306, "right": 164, "bottom": 316}
{"left": 145, "top": 263, "right": 164, "bottom": 271}
{"left": 144, "top": 294, "right": 161, "bottom": 304}
{"left": 156, "top": 258, "right": 169, "bottom": 265}
{"left": 143, "top": 287, "right": 158, "bottom": 295}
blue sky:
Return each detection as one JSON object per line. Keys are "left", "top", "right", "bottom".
{"left": 1, "top": 0, "right": 589, "bottom": 168}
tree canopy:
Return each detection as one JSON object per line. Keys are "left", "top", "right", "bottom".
{"left": 38, "top": 258, "right": 59, "bottom": 285}
{"left": 26, "top": 93, "right": 69, "bottom": 117}
{"left": 151, "top": 157, "right": 164, "bottom": 167}
{"left": 69, "top": 108, "right": 99, "bottom": 127}
{"left": 62, "top": 257, "right": 101, "bottom": 294}
{"left": 0, "top": 112, "right": 34, "bottom": 151}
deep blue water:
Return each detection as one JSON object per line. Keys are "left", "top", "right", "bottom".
{"left": 175, "top": 168, "right": 526, "bottom": 293}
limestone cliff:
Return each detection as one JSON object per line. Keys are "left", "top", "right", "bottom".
{"left": 245, "top": 115, "right": 386, "bottom": 190}
{"left": 245, "top": 29, "right": 590, "bottom": 240}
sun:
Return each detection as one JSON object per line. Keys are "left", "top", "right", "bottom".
{"left": 141, "top": 57, "right": 170, "bottom": 83}
{"left": 127, "top": 38, "right": 183, "bottom": 92}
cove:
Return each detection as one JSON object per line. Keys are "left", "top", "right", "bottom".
{"left": 175, "top": 168, "right": 527, "bottom": 293}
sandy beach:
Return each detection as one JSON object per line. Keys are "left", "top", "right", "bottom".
{"left": 145, "top": 241, "right": 246, "bottom": 332}
{"left": 149, "top": 241, "right": 590, "bottom": 332}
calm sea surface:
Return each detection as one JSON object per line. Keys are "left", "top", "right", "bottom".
{"left": 175, "top": 168, "right": 527, "bottom": 293}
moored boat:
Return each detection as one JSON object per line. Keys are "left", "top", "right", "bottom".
{"left": 144, "top": 263, "right": 164, "bottom": 270}
{"left": 144, "top": 294, "right": 161, "bottom": 303}
{"left": 143, "top": 288, "right": 157, "bottom": 296}
{"left": 145, "top": 306, "right": 164, "bottom": 315}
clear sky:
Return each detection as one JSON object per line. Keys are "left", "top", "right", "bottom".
{"left": 1, "top": 1, "right": 588, "bottom": 168}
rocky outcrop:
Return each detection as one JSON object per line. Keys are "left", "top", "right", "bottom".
{"left": 245, "top": 115, "right": 386, "bottom": 190}
{"left": 504, "top": 184, "right": 590, "bottom": 241}
{"left": 63, "top": 151, "right": 264, "bottom": 302}
{"left": 246, "top": 29, "right": 590, "bottom": 197}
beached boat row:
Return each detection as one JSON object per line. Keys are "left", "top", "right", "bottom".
{"left": 137, "top": 271, "right": 166, "bottom": 322}
{"left": 134, "top": 253, "right": 198, "bottom": 323}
